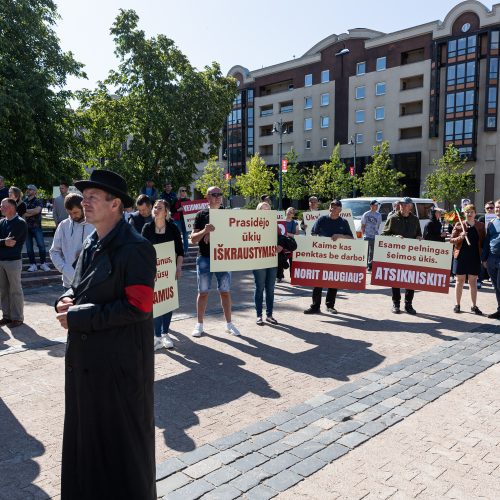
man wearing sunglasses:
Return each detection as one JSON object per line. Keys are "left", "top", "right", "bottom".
{"left": 478, "top": 201, "right": 495, "bottom": 288}
{"left": 190, "top": 186, "right": 240, "bottom": 337}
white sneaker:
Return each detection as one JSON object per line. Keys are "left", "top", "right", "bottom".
{"left": 27, "top": 264, "right": 37, "bottom": 272}
{"left": 153, "top": 337, "right": 164, "bottom": 351}
{"left": 40, "top": 263, "right": 51, "bottom": 272}
{"left": 161, "top": 333, "right": 174, "bottom": 349}
{"left": 225, "top": 322, "right": 241, "bottom": 336}
{"left": 192, "top": 323, "right": 203, "bottom": 337}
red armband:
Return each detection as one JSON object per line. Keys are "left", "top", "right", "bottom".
{"left": 125, "top": 285, "right": 154, "bottom": 313}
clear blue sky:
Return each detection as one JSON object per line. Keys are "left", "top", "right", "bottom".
{"left": 54, "top": 0, "right": 493, "bottom": 92}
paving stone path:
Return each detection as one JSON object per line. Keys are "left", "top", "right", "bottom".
{"left": 155, "top": 324, "right": 500, "bottom": 499}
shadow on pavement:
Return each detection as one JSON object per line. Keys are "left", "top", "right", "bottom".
{"left": 0, "top": 323, "right": 64, "bottom": 357}
{"left": 154, "top": 336, "right": 280, "bottom": 453}
{"left": 0, "top": 398, "right": 47, "bottom": 499}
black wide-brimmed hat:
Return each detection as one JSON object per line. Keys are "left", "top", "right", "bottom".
{"left": 74, "top": 169, "right": 134, "bottom": 207}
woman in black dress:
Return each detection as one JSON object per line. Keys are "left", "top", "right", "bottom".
{"left": 449, "top": 204, "right": 485, "bottom": 315}
{"left": 142, "top": 199, "right": 184, "bottom": 350}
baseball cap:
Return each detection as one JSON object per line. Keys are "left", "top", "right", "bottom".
{"left": 399, "top": 196, "right": 413, "bottom": 204}
{"left": 26, "top": 184, "right": 37, "bottom": 191}
{"left": 330, "top": 199, "right": 342, "bottom": 207}
{"left": 370, "top": 199, "right": 378, "bottom": 205}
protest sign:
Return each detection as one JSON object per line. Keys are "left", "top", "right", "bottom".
{"left": 210, "top": 209, "right": 278, "bottom": 272}
{"left": 277, "top": 211, "right": 286, "bottom": 221}
{"left": 339, "top": 208, "right": 357, "bottom": 239}
{"left": 302, "top": 210, "right": 329, "bottom": 235}
{"left": 153, "top": 241, "right": 179, "bottom": 318}
{"left": 291, "top": 236, "right": 368, "bottom": 290}
{"left": 370, "top": 236, "right": 452, "bottom": 293}
{"left": 181, "top": 199, "right": 208, "bottom": 232}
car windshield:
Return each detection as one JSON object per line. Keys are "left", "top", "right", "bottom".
{"left": 341, "top": 200, "right": 372, "bottom": 218}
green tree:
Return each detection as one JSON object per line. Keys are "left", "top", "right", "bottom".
{"left": 308, "top": 144, "right": 354, "bottom": 201}
{"left": 357, "top": 141, "right": 405, "bottom": 196}
{"left": 75, "top": 9, "right": 237, "bottom": 192}
{"left": 281, "top": 147, "right": 310, "bottom": 201}
{"left": 234, "top": 154, "right": 277, "bottom": 205}
{"left": 424, "top": 144, "right": 477, "bottom": 208}
{"left": 0, "top": 0, "right": 85, "bottom": 188}
{"left": 194, "top": 157, "right": 229, "bottom": 198}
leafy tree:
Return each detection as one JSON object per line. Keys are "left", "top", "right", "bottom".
{"left": 424, "top": 144, "right": 477, "bottom": 208}
{"left": 234, "top": 154, "right": 277, "bottom": 204}
{"left": 357, "top": 141, "right": 405, "bottom": 197}
{"left": 75, "top": 9, "right": 237, "bottom": 192}
{"left": 308, "top": 144, "right": 354, "bottom": 200}
{"left": 0, "top": 0, "right": 85, "bottom": 188}
{"left": 281, "top": 147, "right": 310, "bottom": 201}
{"left": 194, "top": 157, "right": 229, "bottom": 198}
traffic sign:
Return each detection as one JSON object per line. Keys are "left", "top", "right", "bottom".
{"left": 349, "top": 165, "right": 355, "bottom": 177}
{"left": 281, "top": 159, "right": 288, "bottom": 172}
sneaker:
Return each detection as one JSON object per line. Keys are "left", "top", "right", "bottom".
{"left": 192, "top": 323, "right": 203, "bottom": 337}
{"left": 266, "top": 316, "right": 278, "bottom": 325}
{"left": 304, "top": 307, "right": 320, "bottom": 315}
{"left": 153, "top": 337, "right": 164, "bottom": 351}
{"left": 326, "top": 307, "right": 338, "bottom": 314}
{"left": 405, "top": 304, "right": 417, "bottom": 315}
{"left": 225, "top": 322, "right": 241, "bottom": 336}
{"left": 40, "top": 263, "right": 51, "bottom": 272}
{"left": 471, "top": 306, "right": 483, "bottom": 315}
{"left": 488, "top": 311, "right": 500, "bottom": 319}
{"left": 392, "top": 304, "right": 401, "bottom": 314}
{"left": 161, "top": 333, "right": 174, "bottom": 349}
{"left": 256, "top": 317, "right": 264, "bottom": 326}
{"left": 27, "top": 264, "right": 37, "bottom": 272}
{"left": 453, "top": 304, "right": 461, "bottom": 313}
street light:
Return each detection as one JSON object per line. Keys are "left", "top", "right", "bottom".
{"left": 335, "top": 44, "right": 350, "bottom": 77}
{"left": 348, "top": 135, "right": 357, "bottom": 198}
{"left": 224, "top": 120, "right": 232, "bottom": 208}
{"left": 272, "top": 117, "right": 287, "bottom": 210}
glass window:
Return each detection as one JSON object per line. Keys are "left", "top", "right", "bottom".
{"left": 488, "top": 87, "right": 497, "bottom": 109}
{"left": 455, "top": 119, "right": 464, "bottom": 139}
{"left": 446, "top": 93, "right": 455, "bottom": 113}
{"left": 355, "top": 133, "right": 363, "bottom": 144}
{"left": 247, "top": 89, "right": 254, "bottom": 103}
{"left": 448, "top": 39, "right": 457, "bottom": 58}
{"left": 321, "top": 138, "right": 328, "bottom": 148}
{"left": 491, "top": 31, "right": 500, "bottom": 50}
{"left": 456, "top": 63, "right": 466, "bottom": 85}
{"left": 375, "top": 82, "right": 386, "bottom": 95}
{"left": 467, "top": 35, "right": 476, "bottom": 54}
{"left": 487, "top": 116, "right": 497, "bottom": 128}
{"left": 457, "top": 37, "right": 467, "bottom": 56}
{"left": 320, "top": 93, "right": 329, "bottom": 106}
{"left": 304, "top": 96, "right": 312, "bottom": 109}
{"left": 247, "top": 107, "right": 254, "bottom": 124}
{"left": 466, "top": 61, "right": 476, "bottom": 83}
{"left": 320, "top": 116, "right": 329, "bottom": 128}
{"left": 234, "top": 93, "right": 242, "bottom": 105}
{"left": 376, "top": 57, "right": 387, "bottom": 71}
{"left": 445, "top": 121, "right": 454, "bottom": 140}
{"left": 247, "top": 127, "right": 254, "bottom": 146}
{"left": 355, "top": 110, "right": 365, "bottom": 123}
{"left": 305, "top": 74, "right": 312, "bottom": 87}
{"left": 489, "top": 58, "right": 499, "bottom": 79}
{"left": 464, "top": 119, "right": 473, "bottom": 138}
{"left": 376, "top": 130, "right": 383, "bottom": 142}
{"left": 305, "top": 139, "right": 311, "bottom": 149}
{"left": 304, "top": 117, "right": 313, "bottom": 130}
{"left": 356, "top": 62, "right": 366, "bottom": 75}
{"left": 355, "top": 86, "right": 365, "bottom": 99}
{"left": 375, "top": 106, "right": 385, "bottom": 120}
{"left": 465, "top": 90, "right": 475, "bottom": 111}
{"left": 447, "top": 65, "right": 456, "bottom": 85}
{"left": 321, "top": 70, "right": 329, "bottom": 83}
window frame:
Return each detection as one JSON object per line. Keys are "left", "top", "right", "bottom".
{"left": 304, "top": 117, "right": 313, "bottom": 131}
{"left": 320, "top": 93, "right": 330, "bottom": 106}
{"left": 321, "top": 137, "right": 328, "bottom": 148}
{"left": 304, "top": 96, "right": 313, "bottom": 109}
{"left": 320, "top": 116, "right": 329, "bottom": 129}
{"left": 355, "top": 109, "right": 365, "bottom": 123}
{"left": 355, "top": 133, "right": 364, "bottom": 144}
{"left": 356, "top": 62, "right": 366, "bottom": 76}
{"left": 304, "top": 73, "right": 313, "bottom": 87}
{"left": 375, "top": 82, "right": 386, "bottom": 96}
{"left": 321, "top": 69, "right": 330, "bottom": 83}
{"left": 355, "top": 86, "right": 366, "bottom": 100}
{"left": 305, "top": 139, "right": 311, "bottom": 150}
{"left": 375, "top": 106, "right": 385, "bottom": 121}
{"left": 376, "top": 56, "right": 387, "bottom": 71}
{"left": 375, "top": 130, "right": 383, "bottom": 143}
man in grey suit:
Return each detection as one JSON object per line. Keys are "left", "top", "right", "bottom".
{"left": 53, "top": 182, "right": 69, "bottom": 226}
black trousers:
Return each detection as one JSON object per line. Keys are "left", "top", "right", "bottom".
{"left": 311, "top": 287, "right": 337, "bottom": 310}
{"left": 392, "top": 287, "right": 414, "bottom": 305}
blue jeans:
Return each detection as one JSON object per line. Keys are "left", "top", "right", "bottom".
{"left": 196, "top": 256, "right": 231, "bottom": 293}
{"left": 253, "top": 267, "right": 278, "bottom": 317}
{"left": 154, "top": 311, "right": 173, "bottom": 337}
{"left": 26, "top": 227, "right": 46, "bottom": 264}
{"left": 487, "top": 255, "right": 500, "bottom": 311}
{"left": 174, "top": 220, "right": 189, "bottom": 255}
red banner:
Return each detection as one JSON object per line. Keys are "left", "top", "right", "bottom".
{"left": 371, "top": 262, "right": 450, "bottom": 293}
{"left": 291, "top": 261, "right": 366, "bottom": 290}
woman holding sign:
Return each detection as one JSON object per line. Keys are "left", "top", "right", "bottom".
{"left": 449, "top": 204, "right": 485, "bottom": 315}
{"left": 277, "top": 207, "right": 299, "bottom": 283}
{"left": 142, "top": 199, "right": 184, "bottom": 349}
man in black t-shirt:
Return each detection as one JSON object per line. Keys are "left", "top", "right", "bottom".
{"left": 304, "top": 199, "right": 353, "bottom": 315}
{"left": 190, "top": 186, "right": 240, "bottom": 338}
{"left": 128, "top": 194, "right": 152, "bottom": 233}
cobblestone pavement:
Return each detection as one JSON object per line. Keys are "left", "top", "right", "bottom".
{"left": 0, "top": 273, "right": 498, "bottom": 499}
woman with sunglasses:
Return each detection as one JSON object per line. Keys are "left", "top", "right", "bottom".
{"left": 142, "top": 199, "right": 184, "bottom": 350}
{"left": 449, "top": 204, "right": 485, "bottom": 315}
{"left": 171, "top": 187, "right": 190, "bottom": 254}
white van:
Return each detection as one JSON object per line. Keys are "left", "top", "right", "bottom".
{"left": 341, "top": 197, "right": 437, "bottom": 238}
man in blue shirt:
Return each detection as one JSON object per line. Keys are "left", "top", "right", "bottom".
{"left": 361, "top": 200, "right": 382, "bottom": 271}
{"left": 304, "top": 199, "right": 353, "bottom": 314}
{"left": 481, "top": 198, "right": 500, "bottom": 318}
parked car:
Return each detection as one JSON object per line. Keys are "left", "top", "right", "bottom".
{"left": 341, "top": 197, "right": 437, "bottom": 238}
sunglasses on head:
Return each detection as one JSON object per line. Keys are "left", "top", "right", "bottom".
{"left": 209, "top": 192, "right": 223, "bottom": 197}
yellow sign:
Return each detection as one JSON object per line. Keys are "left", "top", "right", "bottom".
{"left": 153, "top": 241, "right": 179, "bottom": 317}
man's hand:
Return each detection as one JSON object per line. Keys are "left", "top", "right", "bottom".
{"left": 4, "top": 236, "right": 15, "bottom": 247}
{"left": 175, "top": 268, "right": 183, "bottom": 280}
{"left": 205, "top": 223, "right": 215, "bottom": 233}
{"left": 56, "top": 311, "right": 69, "bottom": 329}
{"left": 56, "top": 297, "right": 74, "bottom": 313}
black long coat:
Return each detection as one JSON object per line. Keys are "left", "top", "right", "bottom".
{"left": 58, "top": 219, "right": 157, "bottom": 500}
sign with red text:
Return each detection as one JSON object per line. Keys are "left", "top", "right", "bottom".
{"left": 302, "top": 210, "right": 329, "bottom": 236}
{"left": 291, "top": 236, "right": 368, "bottom": 290}
{"left": 370, "top": 236, "right": 452, "bottom": 293}
{"left": 181, "top": 199, "right": 208, "bottom": 232}
{"left": 210, "top": 209, "right": 278, "bottom": 272}
{"left": 339, "top": 208, "right": 357, "bottom": 239}
{"left": 153, "top": 241, "right": 179, "bottom": 317}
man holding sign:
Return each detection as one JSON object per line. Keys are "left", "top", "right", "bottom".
{"left": 190, "top": 186, "right": 240, "bottom": 338}
{"left": 304, "top": 199, "right": 354, "bottom": 315}
{"left": 381, "top": 196, "right": 422, "bottom": 315}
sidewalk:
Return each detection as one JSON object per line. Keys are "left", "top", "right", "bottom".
{"left": 0, "top": 273, "right": 498, "bottom": 499}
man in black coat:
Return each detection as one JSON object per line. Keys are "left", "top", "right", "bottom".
{"left": 55, "top": 170, "right": 157, "bottom": 500}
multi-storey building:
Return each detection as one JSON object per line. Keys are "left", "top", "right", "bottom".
{"left": 220, "top": 1, "right": 500, "bottom": 204}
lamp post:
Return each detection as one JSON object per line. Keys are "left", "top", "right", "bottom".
{"left": 348, "top": 135, "right": 357, "bottom": 198}
{"left": 335, "top": 45, "right": 350, "bottom": 77}
{"left": 225, "top": 121, "right": 232, "bottom": 208}
{"left": 272, "top": 118, "right": 287, "bottom": 210}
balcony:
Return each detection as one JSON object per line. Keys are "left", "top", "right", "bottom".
{"left": 260, "top": 79, "right": 294, "bottom": 97}
{"left": 400, "top": 126, "right": 422, "bottom": 140}
{"left": 401, "top": 75, "right": 424, "bottom": 91}
{"left": 280, "top": 100, "right": 293, "bottom": 113}
{"left": 400, "top": 100, "right": 423, "bottom": 116}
